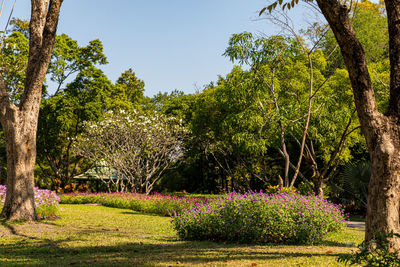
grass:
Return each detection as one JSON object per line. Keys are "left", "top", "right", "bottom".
{"left": 0, "top": 204, "right": 364, "bottom": 266}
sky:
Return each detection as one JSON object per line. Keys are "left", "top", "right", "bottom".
{"left": 0, "top": 0, "right": 321, "bottom": 96}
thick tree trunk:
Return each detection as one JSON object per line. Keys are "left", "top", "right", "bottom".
{"left": 0, "top": 0, "right": 62, "bottom": 220}
{"left": 366, "top": 123, "right": 400, "bottom": 250}
{"left": 0, "top": 109, "right": 39, "bottom": 220}
{"left": 315, "top": 0, "right": 400, "bottom": 250}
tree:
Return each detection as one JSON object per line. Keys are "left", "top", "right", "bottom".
{"left": 115, "top": 68, "right": 145, "bottom": 106}
{"left": 37, "top": 66, "right": 125, "bottom": 191}
{"left": 264, "top": 0, "right": 400, "bottom": 250}
{"left": 1, "top": 22, "right": 139, "bottom": 191}
{"left": 224, "top": 31, "right": 360, "bottom": 195}
{"left": 190, "top": 68, "right": 276, "bottom": 191}
{"left": 0, "top": 0, "right": 63, "bottom": 220}
{"left": 0, "top": 21, "right": 30, "bottom": 102}
{"left": 320, "top": 1, "right": 388, "bottom": 72}
{"left": 36, "top": 34, "right": 109, "bottom": 190}
{"left": 48, "top": 34, "right": 108, "bottom": 96}
{"left": 74, "top": 111, "right": 186, "bottom": 194}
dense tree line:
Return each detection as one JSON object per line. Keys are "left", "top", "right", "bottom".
{"left": 0, "top": 1, "right": 385, "bottom": 206}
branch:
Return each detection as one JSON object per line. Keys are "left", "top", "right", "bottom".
{"left": 0, "top": 74, "right": 16, "bottom": 121}
{"left": 21, "top": 0, "right": 63, "bottom": 110}
{"left": 290, "top": 52, "right": 313, "bottom": 187}
{"left": 316, "top": 0, "right": 379, "bottom": 130}
{"left": 277, "top": 147, "right": 313, "bottom": 189}
{"left": 383, "top": 0, "right": 400, "bottom": 115}
{"left": 320, "top": 111, "right": 359, "bottom": 179}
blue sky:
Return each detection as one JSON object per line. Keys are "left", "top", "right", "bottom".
{"left": 1, "top": 0, "right": 318, "bottom": 96}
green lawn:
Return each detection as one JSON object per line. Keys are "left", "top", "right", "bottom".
{"left": 0, "top": 204, "right": 363, "bottom": 266}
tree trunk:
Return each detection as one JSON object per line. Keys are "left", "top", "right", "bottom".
{"left": 313, "top": 177, "right": 324, "bottom": 197}
{"left": 0, "top": 0, "right": 63, "bottom": 220}
{"left": 366, "top": 124, "right": 400, "bottom": 250}
{"left": 0, "top": 109, "right": 39, "bottom": 220}
{"left": 315, "top": 0, "right": 400, "bottom": 249}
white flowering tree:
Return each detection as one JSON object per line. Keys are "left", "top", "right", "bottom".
{"left": 73, "top": 110, "right": 186, "bottom": 194}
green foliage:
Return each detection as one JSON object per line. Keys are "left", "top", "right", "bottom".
{"left": 352, "top": 1, "right": 388, "bottom": 63}
{"left": 370, "top": 58, "right": 390, "bottom": 112}
{"left": 115, "top": 68, "right": 145, "bottom": 106}
{"left": 0, "top": 21, "right": 130, "bottom": 190}
{"left": 8, "top": 18, "right": 29, "bottom": 38}
{"left": 0, "top": 30, "right": 29, "bottom": 102}
{"left": 297, "top": 182, "right": 315, "bottom": 195}
{"left": 36, "top": 34, "right": 143, "bottom": 189}
{"left": 49, "top": 34, "right": 108, "bottom": 95}
{"left": 320, "top": 1, "right": 388, "bottom": 72}
{"left": 338, "top": 232, "right": 400, "bottom": 266}
{"left": 338, "top": 161, "right": 370, "bottom": 213}
{"left": 264, "top": 185, "right": 297, "bottom": 194}
{"left": 210, "top": 32, "right": 360, "bottom": 191}
{"left": 172, "top": 192, "right": 346, "bottom": 245}
{"left": 260, "top": 0, "right": 311, "bottom": 14}
{"left": 189, "top": 67, "right": 279, "bottom": 190}
{"left": 223, "top": 33, "right": 295, "bottom": 67}
{"left": 144, "top": 90, "right": 196, "bottom": 124}
{"left": 37, "top": 66, "right": 120, "bottom": 189}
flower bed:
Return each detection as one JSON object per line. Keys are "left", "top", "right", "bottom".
{"left": 59, "top": 192, "right": 210, "bottom": 216}
{"left": 172, "top": 191, "right": 347, "bottom": 244}
{"left": 0, "top": 185, "right": 60, "bottom": 219}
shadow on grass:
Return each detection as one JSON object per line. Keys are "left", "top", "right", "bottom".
{"left": 0, "top": 224, "right": 355, "bottom": 267}
{"left": 0, "top": 238, "right": 345, "bottom": 266}
{"left": 0, "top": 219, "right": 38, "bottom": 239}
{"left": 0, "top": 210, "right": 357, "bottom": 266}
{"left": 318, "top": 240, "right": 356, "bottom": 247}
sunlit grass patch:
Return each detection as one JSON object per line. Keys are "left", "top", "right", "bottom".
{"left": 0, "top": 204, "right": 364, "bottom": 266}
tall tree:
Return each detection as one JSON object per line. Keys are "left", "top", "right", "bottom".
{"left": 0, "top": 0, "right": 63, "bottom": 220}
{"left": 115, "top": 68, "right": 145, "bottom": 106}
{"left": 264, "top": 0, "right": 400, "bottom": 250}
{"left": 224, "top": 32, "right": 360, "bottom": 195}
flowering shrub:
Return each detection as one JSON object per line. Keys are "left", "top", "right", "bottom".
{"left": 73, "top": 110, "right": 187, "bottom": 194}
{"left": 59, "top": 192, "right": 210, "bottom": 216}
{"left": 172, "top": 192, "right": 347, "bottom": 244}
{"left": 0, "top": 185, "right": 60, "bottom": 219}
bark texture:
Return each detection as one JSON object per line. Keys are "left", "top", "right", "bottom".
{"left": 316, "top": 0, "right": 400, "bottom": 250}
{"left": 0, "top": 0, "right": 63, "bottom": 220}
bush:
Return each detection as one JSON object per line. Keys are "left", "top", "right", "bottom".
{"left": 172, "top": 191, "right": 346, "bottom": 244}
{"left": 0, "top": 185, "right": 60, "bottom": 219}
{"left": 59, "top": 192, "right": 210, "bottom": 216}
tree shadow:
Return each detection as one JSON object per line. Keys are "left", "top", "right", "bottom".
{"left": 0, "top": 211, "right": 357, "bottom": 266}
{"left": 0, "top": 239, "right": 345, "bottom": 266}
{"left": 0, "top": 223, "right": 355, "bottom": 266}
{"left": 319, "top": 240, "right": 356, "bottom": 248}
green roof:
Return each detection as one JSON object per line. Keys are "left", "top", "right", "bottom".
{"left": 73, "top": 163, "right": 117, "bottom": 181}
